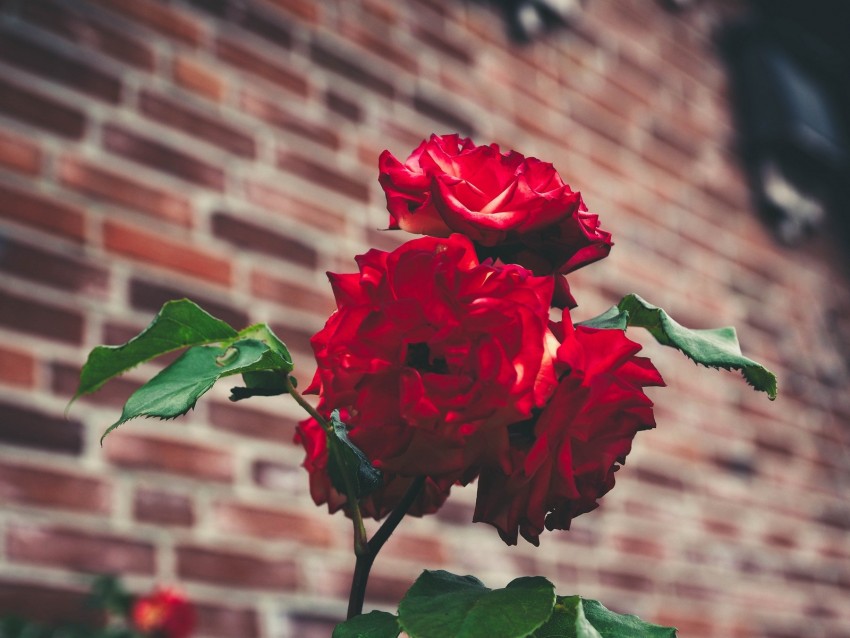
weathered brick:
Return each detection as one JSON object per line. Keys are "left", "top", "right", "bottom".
{"left": 89, "top": 0, "right": 204, "bottom": 44}
{"left": 58, "top": 156, "right": 194, "bottom": 226}
{"left": 0, "top": 28, "right": 121, "bottom": 103}
{"left": 0, "top": 127, "right": 41, "bottom": 175}
{"left": 310, "top": 40, "right": 395, "bottom": 97}
{"left": 0, "top": 77, "right": 86, "bottom": 139}
{"left": 213, "top": 501, "right": 335, "bottom": 546}
{"left": 414, "top": 25, "right": 473, "bottom": 64}
{"left": 211, "top": 212, "right": 318, "bottom": 267}
{"left": 216, "top": 36, "right": 308, "bottom": 95}
{"left": 0, "top": 237, "right": 109, "bottom": 295}
{"left": 0, "top": 581, "right": 101, "bottom": 627}
{"left": 188, "top": 0, "right": 293, "bottom": 50}
{"left": 133, "top": 488, "right": 194, "bottom": 527}
{"left": 242, "top": 180, "right": 347, "bottom": 231}
{"left": 276, "top": 152, "right": 370, "bottom": 202}
{"left": 194, "top": 602, "right": 260, "bottom": 638}
{"left": 338, "top": 22, "right": 418, "bottom": 73}
{"left": 51, "top": 361, "right": 139, "bottom": 408}
{"left": 0, "top": 462, "right": 111, "bottom": 513}
{"left": 103, "top": 220, "right": 232, "bottom": 285}
{"left": 251, "top": 271, "right": 334, "bottom": 315}
{"left": 173, "top": 55, "right": 226, "bottom": 101}
{"left": 325, "top": 89, "right": 363, "bottom": 122}
{"left": 139, "top": 90, "right": 256, "bottom": 157}
{"left": 0, "top": 183, "right": 84, "bottom": 240}
{"left": 129, "top": 278, "right": 248, "bottom": 329}
{"left": 382, "top": 532, "right": 446, "bottom": 564}
{"left": 0, "top": 345, "right": 35, "bottom": 388}
{"left": 177, "top": 545, "right": 298, "bottom": 589}
{"left": 21, "top": 0, "right": 155, "bottom": 70}
{"left": 0, "top": 289, "right": 84, "bottom": 345}
{"left": 104, "top": 432, "right": 234, "bottom": 482}
{"left": 412, "top": 92, "right": 475, "bottom": 136}
{"left": 6, "top": 525, "right": 155, "bottom": 575}
{"left": 208, "top": 400, "right": 296, "bottom": 444}
{"left": 240, "top": 90, "right": 339, "bottom": 148}
{"left": 0, "top": 401, "right": 83, "bottom": 455}
{"left": 102, "top": 124, "right": 225, "bottom": 191}
{"left": 263, "top": 0, "right": 320, "bottom": 23}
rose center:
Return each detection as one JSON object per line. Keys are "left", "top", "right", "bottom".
{"left": 405, "top": 342, "right": 449, "bottom": 374}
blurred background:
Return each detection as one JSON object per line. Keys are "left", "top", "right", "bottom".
{"left": 1, "top": 0, "right": 849, "bottom": 636}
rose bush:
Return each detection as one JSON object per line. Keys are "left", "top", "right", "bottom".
{"left": 304, "top": 233, "right": 558, "bottom": 484}
{"left": 379, "top": 134, "right": 612, "bottom": 307}
{"left": 473, "top": 320, "right": 665, "bottom": 545}
{"left": 131, "top": 588, "right": 195, "bottom": 638}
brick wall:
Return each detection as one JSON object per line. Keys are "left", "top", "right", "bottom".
{"left": 1, "top": 1, "right": 849, "bottom": 636}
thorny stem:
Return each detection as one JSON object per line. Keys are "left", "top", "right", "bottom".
{"left": 347, "top": 475, "right": 426, "bottom": 620}
{"left": 284, "top": 375, "right": 368, "bottom": 554}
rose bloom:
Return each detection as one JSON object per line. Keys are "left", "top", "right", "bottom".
{"left": 131, "top": 588, "right": 195, "bottom": 638}
{"left": 378, "top": 134, "right": 612, "bottom": 307}
{"left": 473, "top": 319, "right": 665, "bottom": 545}
{"left": 306, "top": 233, "right": 558, "bottom": 484}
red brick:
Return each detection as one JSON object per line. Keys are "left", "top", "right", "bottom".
{"left": 52, "top": 361, "right": 140, "bottom": 408}
{"left": 0, "top": 289, "right": 84, "bottom": 345}
{"left": 0, "top": 182, "right": 84, "bottom": 240}
{"left": 0, "top": 401, "right": 83, "bottom": 455}
{"left": 188, "top": 0, "right": 293, "bottom": 50}
{"left": 240, "top": 89, "right": 339, "bottom": 148}
{"left": 21, "top": 0, "right": 155, "bottom": 70}
{"left": 338, "top": 22, "right": 418, "bottom": 73}
{"left": 0, "top": 28, "right": 122, "bottom": 103}
{"left": 194, "top": 602, "right": 260, "bottom": 638}
{"left": 129, "top": 278, "right": 248, "bottom": 329}
{"left": 415, "top": 25, "right": 472, "bottom": 64}
{"left": 0, "top": 462, "right": 111, "bottom": 513}
{"left": 0, "top": 127, "right": 41, "bottom": 175}
{"left": 103, "top": 124, "right": 225, "bottom": 191}
{"left": 139, "top": 90, "right": 256, "bottom": 157}
{"left": 251, "top": 271, "right": 334, "bottom": 315}
{"left": 213, "top": 501, "right": 335, "bottom": 546}
{"left": 0, "top": 345, "right": 36, "bottom": 388}
{"left": 216, "top": 37, "right": 308, "bottom": 95}
{"left": 243, "top": 180, "right": 347, "bottom": 231}
{"left": 382, "top": 532, "right": 446, "bottom": 564}
{"left": 0, "top": 77, "right": 86, "bottom": 139}
{"left": 134, "top": 488, "right": 194, "bottom": 527}
{"left": 59, "top": 156, "right": 193, "bottom": 226}
{"left": 208, "top": 401, "right": 296, "bottom": 444}
{"left": 177, "top": 545, "right": 298, "bottom": 589}
{"left": 104, "top": 432, "right": 235, "bottom": 482}
{"left": 310, "top": 40, "right": 395, "bottom": 98}
{"left": 412, "top": 92, "right": 475, "bottom": 136}
{"left": 0, "top": 237, "right": 109, "bottom": 295}
{"left": 263, "top": 0, "right": 320, "bottom": 23}
{"left": 325, "top": 89, "right": 363, "bottom": 122}
{"left": 0, "top": 581, "right": 101, "bottom": 627}
{"left": 211, "top": 212, "right": 318, "bottom": 267}
{"left": 277, "top": 152, "right": 370, "bottom": 202}
{"left": 89, "top": 0, "right": 204, "bottom": 45}
{"left": 7, "top": 525, "right": 155, "bottom": 575}
{"left": 103, "top": 220, "right": 232, "bottom": 285}
{"left": 173, "top": 55, "right": 226, "bottom": 101}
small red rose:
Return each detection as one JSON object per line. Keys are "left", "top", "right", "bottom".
{"left": 131, "top": 587, "right": 195, "bottom": 638}
{"left": 473, "top": 319, "right": 665, "bottom": 545}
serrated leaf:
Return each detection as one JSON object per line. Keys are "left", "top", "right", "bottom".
{"left": 582, "top": 599, "right": 676, "bottom": 638}
{"left": 614, "top": 294, "right": 777, "bottom": 399}
{"left": 575, "top": 307, "right": 629, "bottom": 331}
{"left": 73, "top": 299, "right": 238, "bottom": 403}
{"left": 327, "top": 410, "right": 383, "bottom": 499}
{"left": 332, "top": 611, "right": 401, "bottom": 638}
{"left": 100, "top": 339, "right": 280, "bottom": 442}
{"left": 398, "top": 570, "right": 556, "bottom": 638}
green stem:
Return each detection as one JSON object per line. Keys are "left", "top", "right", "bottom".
{"left": 284, "top": 375, "right": 368, "bottom": 555}
{"left": 347, "top": 476, "right": 426, "bottom": 619}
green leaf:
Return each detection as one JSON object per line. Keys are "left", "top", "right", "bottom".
{"left": 327, "top": 410, "right": 383, "bottom": 499}
{"left": 332, "top": 611, "right": 401, "bottom": 638}
{"left": 72, "top": 299, "right": 238, "bottom": 404}
{"left": 581, "top": 599, "right": 676, "bottom": 638}
{"left": 595, "top": 294, "right": 777, "bottom": 399}
{"left": 398, "top": 570, "right": 556, "bottom": 638}
{"left": 237, "top": 323, "right": 293, "bottom": 371}
{"left": 529, "top": 596, "right": 601, "bottom": 638}
{"left": 100, "top": 338, "right": 282, "bottom": 443}
{"left": 575, "top": 307, "right": 629, "bottom": 331}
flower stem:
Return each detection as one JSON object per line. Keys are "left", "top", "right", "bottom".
{"left": 283, "top": 375, "right": 368, "bottom": 555}
{"left": 347, "top": 475, "right": 426, "bottom": 619}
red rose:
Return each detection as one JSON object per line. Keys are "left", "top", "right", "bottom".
{"left": 306, "top": 233, "right": 559, "bottom": 481}
{"left": 295, "top": 414, "right": 452, "bottom": 519}
{"left": 378, "top": 134, "right": 612, "bottom": 307}
{"left": 473, "top": 320, "right": 665, "bottom": 545}
{"left": 131, "top": 588, "right": 195, "bottom": 638}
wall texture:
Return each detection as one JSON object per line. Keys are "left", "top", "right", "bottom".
{"left": 1, "top": 0, "right": 849, "bottom": 636}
